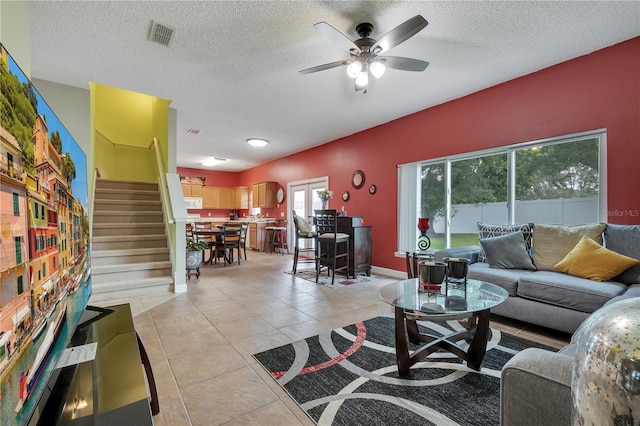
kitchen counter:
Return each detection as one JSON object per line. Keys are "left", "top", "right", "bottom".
{"left": 189, "top": 217, "right": 276, "bottom": 223}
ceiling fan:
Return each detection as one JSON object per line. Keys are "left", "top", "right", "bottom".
{"left": 300, "top": 15, "right": 429, "bottom": 93}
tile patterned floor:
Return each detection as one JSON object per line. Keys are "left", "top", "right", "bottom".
{"left": 118, "top": 252, "right": 570, "bottom": 425}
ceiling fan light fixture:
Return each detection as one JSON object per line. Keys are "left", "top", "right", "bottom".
{"left": 370, "top": 61, "right": 386, "bottom": 78}
{"left": 247, "top": 138, "right": 268, "bottom": 147}
{"left": 346, "top": 60, "right": 362, "bottom": 78}
{"left": 355, "top": 70, "right": 369, "bottom": 90}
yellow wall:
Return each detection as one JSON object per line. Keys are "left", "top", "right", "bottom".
{"left": 90, "top": 82, "right": 171, "bottom": 183}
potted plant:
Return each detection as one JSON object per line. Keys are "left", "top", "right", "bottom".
{"left": 186, "top": 238, "right": 209, "bottom": 279}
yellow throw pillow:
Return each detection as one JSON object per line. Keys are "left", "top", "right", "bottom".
{"left": 554, "top": 235, "right": 639, "bottom": 282}
{"left": 532, "top": 223, "right": 606, "bottom": 271}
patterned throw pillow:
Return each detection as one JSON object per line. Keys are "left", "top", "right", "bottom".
{"left": 477, "top": 222, "right": 534, "bottom": 263}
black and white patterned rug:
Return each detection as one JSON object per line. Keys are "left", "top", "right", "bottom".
{"left": 253, "top": 316, "right": 556, "bottom": 425}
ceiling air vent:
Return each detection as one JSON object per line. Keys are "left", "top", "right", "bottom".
{"left": 148, "top": 21, "right": 174, "bottom": 46}
{"left": 187, "top": 128, "right": 201, "bottom": 135}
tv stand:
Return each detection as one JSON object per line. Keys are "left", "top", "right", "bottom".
{"left": 29, "top": 304, "right": 158, "bottom": 425}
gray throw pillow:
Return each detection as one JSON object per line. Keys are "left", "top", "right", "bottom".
{"left": 480, "top": 231, "right": 536, "bottom": 270}
{"left": 477, "top": 222, "right": 534, "bottom": 263}
{"left": 604, "top": 224, "right": 640, "bottom": 284}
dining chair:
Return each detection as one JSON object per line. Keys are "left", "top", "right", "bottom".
{"left": 314, "top": 209, "right": 350, "bottom": 285}
{"left": 194, "top": 222, "right": 216, "bottom": 264}
{"left": 221, "top": 224, "right": 241, "bottom": 266}
{"left": 238, "top": 222, "right": 249, "bottom": 260}
{"left": 291, "top": 210, "right": 317, "bottom": 273}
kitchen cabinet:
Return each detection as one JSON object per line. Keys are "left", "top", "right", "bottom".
{"left": 251, "top": 181, "right": 277, "bottom": 208}
{"left": 202, "top": 186, "right": 217, "bottom": 208}
{"left": 235, "top": 187, "right": 249, "bottom": 209}
{"left": 249, "top": 222, "right": 267, "bottom": 251}
{"left": 190, "top": 186, "right": 250, "bottom": 209}
{"left": 181, "top": 183, "right": 203, "bottom": 197}
{"left": 217, "top": 187, "right": 233, "bottom": 209}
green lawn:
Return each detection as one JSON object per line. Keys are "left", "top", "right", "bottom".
{"left": 428, "top": 233, "right": 479, "bottom": 250}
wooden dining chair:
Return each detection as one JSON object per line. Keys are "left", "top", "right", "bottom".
{"left": 194, "top": 222, "right": 216, "bottom": 263}
{"left": 314, "top": 209, "right": 350, "bottom": 285}
{"left": 238, "top": 222, "right": 249, "bottom": 260}
{"left": 221, "top": 224, "right": 241, "bottom": 266}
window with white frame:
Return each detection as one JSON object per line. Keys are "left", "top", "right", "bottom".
{"left": 398, "top": 130, "right": 606, "bottom": 253}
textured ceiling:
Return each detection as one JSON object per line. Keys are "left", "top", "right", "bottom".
{"left": 29, "top": 1, "right": 640, "bottom": 171}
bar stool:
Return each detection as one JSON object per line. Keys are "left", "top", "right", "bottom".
{"left": 264, "top": 219, "right": 288, "bottom": 255}
{"left": 292, "top": 211, "right": 317, "bottom": 273}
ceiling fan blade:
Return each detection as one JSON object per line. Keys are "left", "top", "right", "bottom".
{"left": 314, "top": 22, "right": 361, "bottom": 54}
{"left": 371, "top": 15, "right": 428, "bottom": 54}
{"left": 377, "top": 56, "right": 429, "bottom": 72}
{"left": 299, "top": 59, "right": 351, "bottom": 75}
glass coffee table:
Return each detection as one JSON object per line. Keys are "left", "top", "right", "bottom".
{"left": 378, "top": 278, "right": 508, "bottom": 377}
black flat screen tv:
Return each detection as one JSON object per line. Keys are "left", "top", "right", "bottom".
{"left": 1, "top": 42, "right": 92, "bottom": 426}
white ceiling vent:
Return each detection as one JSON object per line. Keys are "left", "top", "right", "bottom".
{"left": 186, "top": 128, "right": 201, "bottom": 135}
{"left": 148, "top": 21, "right": 174, "bottom": 46}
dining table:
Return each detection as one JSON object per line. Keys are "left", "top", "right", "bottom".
{"left": 193, "top": 225, "right": 241, "bottom": 265}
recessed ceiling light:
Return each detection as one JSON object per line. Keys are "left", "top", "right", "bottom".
{"left": 247, "top": 138, "right": 268, "bottom": 147}
{"left": 202, "top": 157, "right": 227, "bottom": 167}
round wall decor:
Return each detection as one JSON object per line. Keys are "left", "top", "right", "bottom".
{"left": 276, "top": 187, "right": 285, "bottom": 204}
{"left": 369, "top": 184, "right": 377, "bottom": 194}
{"left": 342, "top": 191, "right": 350, "bottom": 201}
{"left": 352, "top": 170, "right": 365, "bottom": 189}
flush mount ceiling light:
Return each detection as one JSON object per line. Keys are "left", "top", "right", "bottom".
{"left": 300, "top": 16, "right": 430, "bottom": 93}
{"left": 247, "top": 138, "right": 268, "bottom": 147}
{"left": 202, "top": 157, "right": 227, "bottom": 167}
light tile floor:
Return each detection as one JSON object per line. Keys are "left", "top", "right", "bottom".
{"left": 118, "top": 252, "right": 570, "bottom": 425}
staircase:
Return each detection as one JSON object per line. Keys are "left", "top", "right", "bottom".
{"left": 90, "top": 179, "right": 174, "bottom": 304}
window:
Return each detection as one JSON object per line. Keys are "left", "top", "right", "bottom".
{"left": 398, "top": 130, "right": 606, "bottom": 252}
{"left": 34, "top": 202, "right": 39, "bottom": 219}
{"left": 13, "top": 193, "right": 20, "bottom": 215}
{"left": 14, "top": 237, "right": 22, "bottom": 264}
{"left": 17, "top": 276, "right": 23, "bottom": 294}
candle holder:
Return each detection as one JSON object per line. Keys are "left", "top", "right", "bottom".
{"left": 418, "top": 261, "right": 447, "bottom": 295}
{"left": 417, "top": 218, "right": 431, "bottom": 251}
{"left": 444, "top": 257, "right": 469, "bottom": 291}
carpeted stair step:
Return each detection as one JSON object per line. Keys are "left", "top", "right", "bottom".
{"left": 91, "top": 260, "right": 172, "bottom": 284}
{"left": 94, "top": 199, "right": 162, "bottom": 212}
{"left": 92, "top": 234, "right": 168, "bottom": 250}
{"left": 93, "top": 210, "right": 164, "bottom": 224}
{"left": 91, "top": 247, "right": 170, "bottom": 266}
{"left": 92, "top": 223, "right": 166, "bottom": 237}
{"left": 89, "top": 277, "right": 174, "bottom": 303}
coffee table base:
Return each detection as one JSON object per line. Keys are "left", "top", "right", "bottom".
{"left": 394, "top": 306, "right": 491, "bottom": 377}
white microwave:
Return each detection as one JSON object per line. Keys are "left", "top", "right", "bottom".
{"left": 184, "top": 197, "right": 202, "bottom": 209}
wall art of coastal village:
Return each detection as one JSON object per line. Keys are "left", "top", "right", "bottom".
{"left": 1, "top": 43, "right": 91, "bottom": 423}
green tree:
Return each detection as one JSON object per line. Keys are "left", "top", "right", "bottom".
{"left": 0, "top": 61, "right": 37, "bottom": 172}
{"left": 61, "top": 154, "right": 76, "bottom": 184}
{"left": 50, "top": 130, "right": 63, "bottom": 153}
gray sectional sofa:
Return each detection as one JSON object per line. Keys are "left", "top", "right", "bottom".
{"left": 434, "top": 223, "right": 640, "bottom": 334}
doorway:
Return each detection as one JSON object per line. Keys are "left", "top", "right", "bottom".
{"left": 287, "top": 177, "right": 329, "bottom": 249}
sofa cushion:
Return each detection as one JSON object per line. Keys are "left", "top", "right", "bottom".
{"left": 468, "top": 262, "right": 531, "bottom": 296}
{"left": 516, "top": 270, "right": 627, "bottom": 313}
{"left": 554, "top": 235, "right": 639, "bottom": 282}
{"left": 477, "top": 222, "right": 534, "bottom": 263}
{"left": 480, "top": 231, "right": 536, "bottom": 270}
{"left": 604, "top": 224, "right": 640, "bottom": 284}
{"left": 532, "top": 223, "right": 606, "bottom": 271}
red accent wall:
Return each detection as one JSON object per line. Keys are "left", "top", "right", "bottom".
{"left": 190, "top": 38, "right": 640, "bottom": 273}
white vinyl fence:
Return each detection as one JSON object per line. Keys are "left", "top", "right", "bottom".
{"left": 432, "top": 197, "right": 599, "bottom": 234}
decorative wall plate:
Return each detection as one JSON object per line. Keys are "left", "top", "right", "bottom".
{"left": 352, "top": 170, "right": 365, "bottom": 189}
{"left": 276, "top": 187, "right": 285, "bottom": 204}
{"left": 369, "top": 184, "right": 377, "bottom": 194}
{"left": 342, "top": 191, "right": 350, "bottom": 201}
